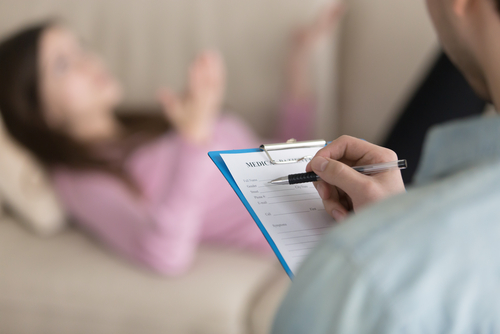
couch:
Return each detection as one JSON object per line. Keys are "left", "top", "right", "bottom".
{"left": 0, "top": 0, "right": 438, "bottom": 333}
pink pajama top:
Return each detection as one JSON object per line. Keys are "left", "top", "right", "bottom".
{"left": 52, "top": 100, "right": 314, "bottom": 276}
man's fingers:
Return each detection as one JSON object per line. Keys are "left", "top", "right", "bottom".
{"left": 315, "top": 181, "right": 331, "bottom": 200}
{"left": 315, "top": 135, "right": 398, "bottom": 166}
{"left": 307, "top": 135, "right": 405, "bottom": 213}
{"left": 313, "top": 182, "right": 348, "bottom": 222}
{"left": 310, "top": 156, "right": 371, "bottom": 197}
{"left": 306, "top": 161, "right": 313, "bottom": 172}
{"left": 322, "top": 198, "right": 348, "bottom": 222}
{"left": 306, "top": 135, "right": 397, "bottom": 172}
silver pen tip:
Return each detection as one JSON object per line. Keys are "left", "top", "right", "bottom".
{"left": 269, "top": 176, "right": 289, "bottom": 185}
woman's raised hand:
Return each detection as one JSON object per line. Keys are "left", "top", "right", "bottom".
{"left": 293, "top": 1, "right": 345, "bottom": 52}
{"left": 287, "top": 1, "right": 345, "bottom": 101}
{"left": 158, "top": 51, "right": 225, "bottom": 145}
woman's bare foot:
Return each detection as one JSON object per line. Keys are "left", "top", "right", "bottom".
{"left": 158, "top": 51, "right": 226, "bottom": 144}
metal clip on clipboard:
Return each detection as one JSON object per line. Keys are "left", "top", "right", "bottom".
{"left": 260, "top": 139, "right": 326, "bottom": 165}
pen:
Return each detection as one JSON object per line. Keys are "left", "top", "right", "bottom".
{"left": 269, "top": 159, "right": 407, "bottom": 185}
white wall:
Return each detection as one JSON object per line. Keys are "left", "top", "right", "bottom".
{"left": 338, "top": 0, "right": 438, "bottom": 143}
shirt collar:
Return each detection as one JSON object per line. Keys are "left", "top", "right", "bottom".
{"left": 413, "top": 115, "right": 500, "bottom": 185}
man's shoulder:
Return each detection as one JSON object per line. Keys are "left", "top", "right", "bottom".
{"left": 324, "top": 159, "right": 500, "bottom": 260}
{"left": 277, "top": 161, "right": 500, "bottom": 333}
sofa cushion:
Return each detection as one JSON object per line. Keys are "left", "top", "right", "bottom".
{"left": 0, "top": 217, "right": 287, "bottom": 334}
{"left": 0, "top": 116, "right": 66, "bottom": 236}
{"left": 248, "top": 268, "right": 291, "bottom": 334}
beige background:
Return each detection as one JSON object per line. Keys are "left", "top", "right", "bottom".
{"left": 338, "top": 0, "right": 438, "bottom": 143}
{"left": 0, "top": 0, "right": 340, "bottom": 139}
{"left": 0, "top": 0, "right": 438, "bottom": 143}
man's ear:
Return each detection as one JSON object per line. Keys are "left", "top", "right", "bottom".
{"left": 452, "top": 0, "right": 476, "bottom": 17}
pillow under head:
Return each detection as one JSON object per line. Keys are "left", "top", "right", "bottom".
{"left": 0, "top": 115, "right": 66, "bottom": 236}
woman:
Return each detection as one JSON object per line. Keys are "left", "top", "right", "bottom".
{"left": 0, "top": 4, "right": 342, "bottom": 276}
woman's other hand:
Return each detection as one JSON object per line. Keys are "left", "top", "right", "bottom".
{"left": 287, "top": 1, "right": 345, "bottom": 101}
{"left": 158, "top": 51, "right": 225, "bottom": 145}
{"left": 306, "top": 136, "right": 406, "bottom": 222}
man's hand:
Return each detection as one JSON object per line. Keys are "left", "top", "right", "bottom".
{"left": 306, "top": 135, "right": 406, "bottom": 221}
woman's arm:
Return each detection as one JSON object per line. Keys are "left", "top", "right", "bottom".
{"left": 276, "top": 98, "right": 316, "bottom": 142}
{"left": 53, "top": 117, "right": 260, "bottom": 276}
{"left": 277, "top": 2, "right": 344, "bottom": 142}
{"left": 54, "top": 168, "right": 205, "bottom": 276}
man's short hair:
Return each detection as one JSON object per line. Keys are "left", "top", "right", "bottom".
{"left": 497, "top": 0, "right": 500, "bottom": 12}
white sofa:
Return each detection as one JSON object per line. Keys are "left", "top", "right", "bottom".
{"left": 0, "top": 216, "right": 289, "bottom": 334}
{"left": 0, "top": 0, "right": 438, "bottom": 333}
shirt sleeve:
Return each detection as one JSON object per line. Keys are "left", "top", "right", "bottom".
{"left": 53, "top": 167, "right": 205, "bottom": 276}
{"left": 272, "top": 245, "right": 393, "bottom": 334}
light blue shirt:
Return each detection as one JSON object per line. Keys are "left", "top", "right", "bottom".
{"left": 273, "top": 116, "right": 500, "bottom": 334}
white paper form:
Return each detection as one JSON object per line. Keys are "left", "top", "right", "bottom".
{"left": 221, "top": 147, "right": 334, "bottom": 276}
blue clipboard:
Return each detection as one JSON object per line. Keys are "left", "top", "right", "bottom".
{"left": 208, "top": 148, "right": 294, "bottom": 278}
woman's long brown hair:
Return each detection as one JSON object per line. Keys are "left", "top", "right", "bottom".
{"left": 0, "top": 22, "right": 170, "bottom": 191}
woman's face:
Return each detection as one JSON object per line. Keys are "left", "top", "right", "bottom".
{"left": 38, "top": 26, "right": 122, "bottom": 138}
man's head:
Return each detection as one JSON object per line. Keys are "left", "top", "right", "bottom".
{"left": 426, "top": 0, "right": 500, "bottom": 103}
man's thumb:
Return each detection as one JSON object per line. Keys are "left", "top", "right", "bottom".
{"left": 310, "top": 156, "right": 367, "bottom": 194}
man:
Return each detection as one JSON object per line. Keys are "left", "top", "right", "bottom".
{"left": 273, "top": 0, "right": 500, "bottom": 332}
